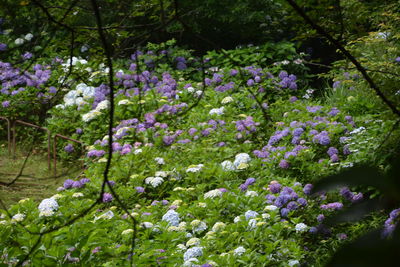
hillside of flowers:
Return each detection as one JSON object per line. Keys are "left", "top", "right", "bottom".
{"left": 0, "top": 36, "right": 399, "bottom": 266}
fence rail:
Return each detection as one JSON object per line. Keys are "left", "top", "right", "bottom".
{"left": 0, "top": 118, "right": 84, "bottom": 176}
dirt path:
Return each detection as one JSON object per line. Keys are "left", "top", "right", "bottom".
{"left": 0, "top": 143, "right": 82, "bottom": 208}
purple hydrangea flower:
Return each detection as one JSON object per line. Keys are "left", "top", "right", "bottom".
{"left": 330, "top": 154, "right": 339, "bottom": 162}
{"left": 162, "top": 135, "right": 175, "bottom": 146}
{"left": 287, "top": 201, "right": 298, "bottom": 211}
{"left": 72, "top": 181, "right": 82, "bottom": 188}
{"left": 265, "top": 194, "right": 276, "bottom": 203}
{"left": 303, "top": 184, "right": 313, "bottom": 195}
{"left": 245, "top": 177, "right": 256, "bottom": 185}
{"left": 63, "top": 179, "right": 74, "bottom": 189}
{"left": 135, "top": 187, "right": 145, "bottom": 193}
{"left": 327, "top": 147, "right": 339, "bottom": 157}
{"left": 64, "top": 144, "right": 74, "bottom": 153}
{"left": 320, "top": 202, "right": 343, "bottom": 210}
{"left": 278, "top": 159, "right": 290, "bottom": 169}
{"left": 268, "top": 183, "right": 282, "bottom": 194}
{"left": 2, "top": 101, "right": 10, "bottom": 108}
{"left": 280, "top": 208, "right": 290, "bottom": 217}
{"left": 80, "top": 178, "right": 90, "bottom": 185}
{"left": 317, "top": 214, "right": 325, "bottom": 222}
{"left": 297, "top": 198, "right": 307, "bottom": 206}
{"left": 102, "top": 193, "right": 113, "bottom": 203}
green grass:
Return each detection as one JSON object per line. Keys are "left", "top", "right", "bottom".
{"left": 0, "top": 142, "right": 82, "bottom": 208}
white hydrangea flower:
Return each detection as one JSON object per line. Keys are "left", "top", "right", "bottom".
{"left": 39, "top": 210, "right": 55, "bottom": 217}
{"left": 295, "top": 223, "right": 308, "bottom": 232}
{"left": 155, "top": 171, "right": 169, "bottom": 177}
{"left": 245, "top": 190, "right": 258, "bottom": 197}
{"left": 221, "top": 96, "right": 234, "bottom": 104}
{"left": 195, "top": 90, "right": 203, "bottom": 96}
{"left": 221, "top": 160, "right": 235, "bottom": 171}
{"left": 118, "top": 99, "right": 132, "bottom": 105}
{"left": 15, "top": 38, "right": 24, "bottom": 45}
{"left": 177, "top": 244, "right": 187, "bottom": 251}
{"left": 191, "top": 220, "right": 207, "bottom": 233}
{"left": 233, "top": 153, "right": 251, "bottom": 168}
{"left": 94, "top": 210, "right": 114, "bottom": 221}
{"left": 248, "top": 218, "right": 257, "bottom": 229}
{"left": 162, "top": 210, "right": 180, "bottom": 226}
{"left": 154, "top": 157, "right": 165, "bottom": 165}
{"left": 134, "top": 149, "right": 142, "bottom": 154}
{"left": 142, "top": 222, "right": 154, "bottom": 229}
{"left": 204, "top": 189, "right": 223, "bottom": 199}
{"left": 183, "top": 258, "right": 199, "bottom": 267}
{"left": 72, "top": 193, "right": 84, "bottom": 198}
{"left": 209, "top": 107, "right": 225, "bottom": 115}
{"left": 187, "top": 86, "right": 195, "bottom": 93}
{"left": 82, "top": 111, "right": 101, "bottom": 122}
{"left": 95, "top": 100, "right": 110, "bottom": 111}
{"left": 211, "top": 222, "right": 226, "bottom": 232}
{"left": 186, "top": 238, "right": 200, "bottom": 247}
{"left": 262, "top": 213, "right": 271, "bottom": 219}
{"left": 264, "top": 205, "right": 278, "bottom": 211}
{"left": 38, "top": 198, "right": 59, "bottom": 214}
{"left": 186, "top": 164, "right": 204, "bottom": 173}
{"left": 233, "top": 246, "right": 246, "bottom": 256}
{"left": 55, "top": 104, "right": 65, "bottom": 109}
{"left": 288, "top": 260, "right": 300, "bottom": 266}
{"left": 234, "top": 216, "right": 241, "bottom": 223}
{"left": 122, "top": 229, "right": 134, "bottom": 235}
{"left": 150, "top": 177, "right": 164, "bottom": 187}
{"left": 245, "top": 210, "right": 259, "bottom": 220}
{"left": 75, "top": 97, "right": 87, "bottom": 107}
{"left": 11, "top": 213, "right": 25, "bottom": 222}
{"left": 116, "top": 126, "right": 130, "bottom": 136}
{"left": 24, "top": 33, "right": 34, "bottom": 41}
{"left": 183, "top": 247, "right": 203, "bottom": 261}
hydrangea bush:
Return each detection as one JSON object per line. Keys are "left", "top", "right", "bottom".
{"left": 0, "top": 40, "right": 396, "bottom": 266}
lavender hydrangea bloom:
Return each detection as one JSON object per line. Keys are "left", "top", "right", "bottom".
{"left": 280, "top": 208, "right": 290, "bottom": 217}
{"left": 287, "top": 201, "right": 299, "bottom": 211}
{"left": 327, "top": 147, "right": 339, "bottom": 157}
{"left": 72, "top": 181, "right": 82, "bottom": 188}
{"left": 351, "top": 193, "right": 363, "bottom": 203}
{"left": 2, "top": 100, "right": 10, "bottom": 108}
{"left": 268, "top": 183, "right": 282, "bottom": 194}
{"left": 63, "top": 179, "right": 74, "bottom": 189}
{"left": 80, "top": 178, "right": 90, "bottom": 185}
{"left": 320, "top": 202, "right": 343, "bottom": 210}
{"left": 64, "top": 144, "right": 74, "bottom": 153}
{"left": 245, "top": 177, "right": 256, "bottom": 185}
{"left": 340, "top": 187, "right": 354, "bottom": 201}
{"left": 102, "top": 193, "right": 113, "bottom": 203}
{"left": 303, "top": 184, "right": 313, "bottom": 195}
{"left": 292, "top": 128, "right": 304, "bottom": 137}
{"left": 135, "top": 187, "right": 145, "bottom": 193}
{"left": 382, "top": 208, "right": 400, "bottom": 238}
{"left": 330, "top": 154, "right": 339, "bottom": 162}
{"left": 297, "top": 198, "right": 307, "bottom": 206}
{"left": 279, "top": 159, "right": 290, "bottom": 169}
{"left": 162, "top": 135, "right": 175, "bottom": 146}
{"left": 265, "top": 194, "right": 276, "bottom": 203}
{"left": 317, "top": 214, "right": 325, "bottom": 222}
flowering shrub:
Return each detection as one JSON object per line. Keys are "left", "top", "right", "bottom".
{"left": 0, "top": 40, "right": 394, "bottom": 266}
